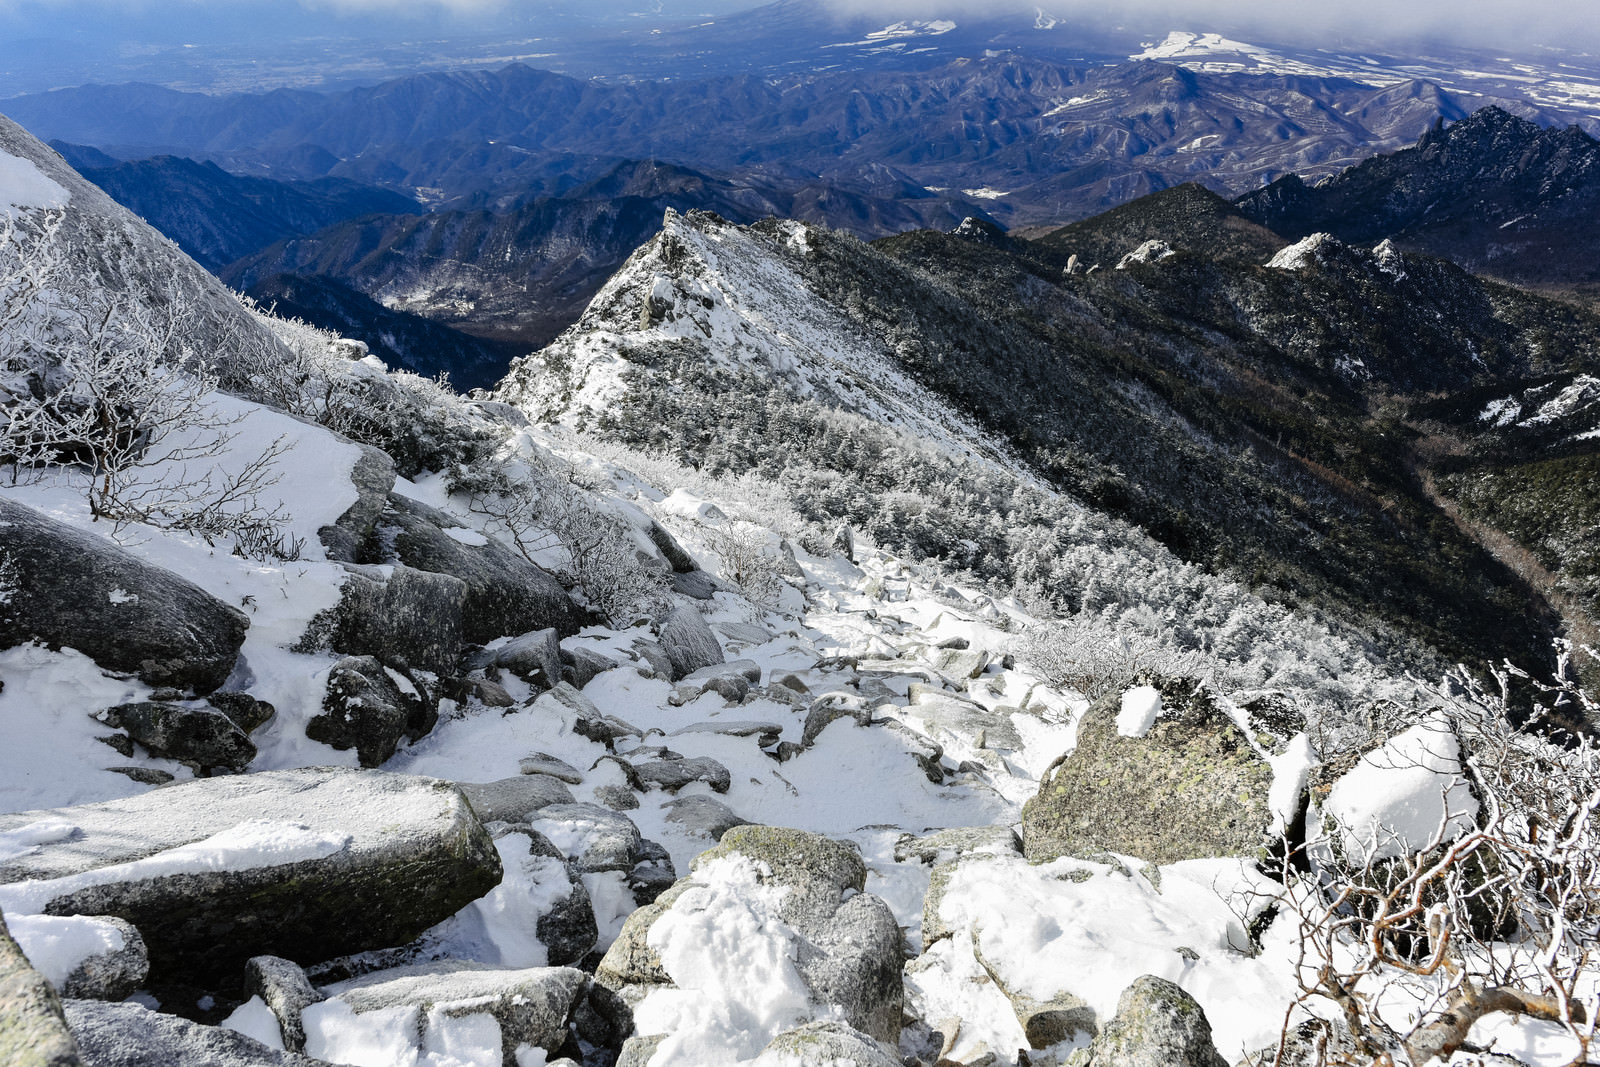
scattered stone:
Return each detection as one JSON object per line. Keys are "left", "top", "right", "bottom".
{"left": 654, "top": 606, "right": 725, "bottom": 681}
{"left": 317, "top": 444, "right": 395, "bottom": 563}
{"left": 1021, "top": 680, "right": 1274, "bottom": 866}
{"left": 204, "top": 693, "right": 276, "bottom": 736}
{"left": 659, "top": 795, "right": 749, "bottom": 842}
{"left": 457, "top": 775, "right": 576, "bottom": 823}
{"left": 713, "top": 622, "right": 776, "bottom": 647}
{"left": 630, "top": 639, "right": 674, "bottom": 679}
{"left": 669, "top": 721, "right": 782, "bottom": 748}
{"left": 773, "top": 741, "right": 804, "bottom": 763}
{"left": 243, "top": 956, "right": 323, "bottom": 1054}
{"left": 467, "top": 677, "right": 516, "bottom": 708}
{"left": 495, "top": 628, "right": 564, "bottom": 689}
{"left": 774, "top": 673, "right": 811, "bottom": 696}
{"left": 0, "top": 768, "right": 502, "bottom": 985}
{"left": 935, "top": 636, "right": 970, "bottom": 650}
{"left": 894, "top": 826, "right": 1021, "bottom": 865}
{"left": 802, "top": 695, "right": 873, "bottom": 747}
{"left": 646, "top": 520, "right": 696, "bottom": 573}
{"left": 689, "top": 827, "right": 902, "bottom": 1042}
{"left": 631, "top": 756, "right": 732, "bottom": 795}
{"left": 307, "top": 655, "right": 436, "bottom": 768}
{"left": 314, "top": 962, "right": 588, "bottom": 1063}
{"left": 96, "top": 702, "right": 255, "bottom": 775}
{"left": 594, "top": 785, "right": 640, "bottom": 812}
{"left": 881, "top": 720, "right": 945, "bottom": 783}
{"left": 763, "top": 684, "right": 807, "bottom": 709}
{"left": 103, "top": 768, "right": 173, "bottom": 786}
{"left": 908, "top": 697, "right": 1022, "bottom": 754}
{"left": 384, "top": 494, "right": 587, "bottom": 642}
{"left": 831, "top": 525, "right": 855, "bottom": 563}
{"left": 519, "top": 753, "right": 584, "bottom": 785}
{"left": 536, "top": 873, "right": 600, "bottom": 968}
{"left": 94, "top": 735, "right": 134, "bottom": 759}
{"left": 0, "top": 496, "right": 248, "bottom": 695}
{"left": 627, "top": 840, "right": 678, "bottom": 906}
{"left": 531, "top": 804, "right": 644, "bottom": 874}
{"left": 302, "top": 564, "right": 466, "bottom": 677}
{"left": 1080, "top": 975, "right": 1228, "bottom": 1067}
{"left": 670, "top": 571, "right": 719, "bottom": 600}
{"left": 616, "top": 1034, "right": 665, "bottom": 1067}
{"left": 64, "top": 999, "right": 319, "bottom": 1067}
{"left": 561, "top": 644, "right": 621, "bottom": 689}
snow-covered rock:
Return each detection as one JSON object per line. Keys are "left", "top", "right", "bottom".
{"left": 0, "top": 768, "right": 501, "bottom": 984}
{"left": 66, "top": 998, "right": 321, "bottom": 1067}
{"left": 7, "top": 912, "right": 147, "bottom": 1001}
{"left": 308, "top": 655, "right": 437, "bottom": 768}
{"left": 0, "top": 495, "right": 249, "bottom": 694}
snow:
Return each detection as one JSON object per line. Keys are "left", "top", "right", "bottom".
{"left": 1115, "top": 685, "right": 1163, "bottom": 737}
{"left": 415, "top": 834, "right": 573, "bottom": 968}
{"left": 1267, "top": 232, "right": 1338, "bottom": 270}
{"left": 442, "top": 526, "right": 490, "bottom": 547}
{"left": 5, "top": 912, "right": 126, "bottom": 988}
{"left": 634, "top": 854, "right": 824, "bottom": 1065}
{"left": 1321, "top": 718, "right": 1478, "bottom": 863}
{"left": 0, "top": 150, "right": 68, "bottom": 217}
{"left": 0, "top": 820, "right": 352, "bottom": 915}
{"left": 303, "top": 1000, "right": 423, "bottom": 1067}
{"left": 0, "top": 818, "right": 81, "bottom": 863}
{"left": 912, "top": 852, "right": 1297, "bottom": 1063}
{"left": 221, "top": 996, "right": 287, "bottom": 1050}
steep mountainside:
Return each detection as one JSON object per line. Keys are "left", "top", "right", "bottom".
{"left": 71, "top": 154, "right": 421, "bottom": 271}
{"left": 1235, "top": 107, "right": 1600, "bottom": 301}
{"left": 500, "top": 207, "right": 1600, "bottom": 672}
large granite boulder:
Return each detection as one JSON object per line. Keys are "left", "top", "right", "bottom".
{"left": 96, "top": 702, "right": 255, "bottom": 775}
{"left": 63, "top": 1000, "right": 323, "bottom": 1067}
{"left": 0, "top": 769, "right": 502, "bottom": 985}
{"left": 1022, "top": 680, "right": 1274, "bottom": 866}
{"left": 653, "top": 605, "right": 724, "bottom": 681}
{"left": 0, "top": 910, "right": 84, "bottom": 1067}
{"left": 383, "top": 494, "right": 586, "bottom": 642}
{"left": 307, "top": 656, "right": 437, "bottom": 768}
{"left": 0, "top": 496, "right": 247, "bottom": 694}
{"left": 300, "top": 564, "right": 467, "bottom": 676}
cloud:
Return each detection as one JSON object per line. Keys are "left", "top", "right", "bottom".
{"left": 816, "top": 0, "right": 1600, "bottom": 52}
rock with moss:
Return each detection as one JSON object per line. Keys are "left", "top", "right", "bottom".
{"left": 1022, "top": 679, "right": 1274, "bottom": 866}
{"left": 1080, "top": 976, "right": 1227, "bottom": 1067}
{"left": 95, "top": 702, "right": 255, "bottom": 775}
{"left": 302, "top": 563, "right": 467, "bottom": 676}
{"left": 758, "top": 1020, "right": 901, "bottom": 1066}
{"left": 0, "top": 910, "right": 84, "bottom": 1067}
{"left": 0, "top": 768, "right": 502, "bottom": 986}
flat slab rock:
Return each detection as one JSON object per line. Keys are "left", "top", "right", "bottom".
{"left": 0, "top": 768, "right": 501, "bottom": 984}
{"left": 64, "top": 999, "right": 323, "bottom": 1067}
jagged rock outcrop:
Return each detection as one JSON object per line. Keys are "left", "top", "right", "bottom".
{"left": 303, "top": 564, "right": 467, "bottom": 676}
{"left": 0, "top": 496, "right": 248, "bottom": 694}
{"left": 0, "top": 769, "right": 502, "bottom": 984}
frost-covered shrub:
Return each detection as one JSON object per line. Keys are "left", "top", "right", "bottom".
{"left": 449, "top": 447, "right": 669, "bottom": 626}
{"left": 227, "top": 298, "right": 500, "bottom": 477}
{"left": 700, "top": 520, "right": 785, "bottom": 607}
{"left": 1018, "top": 616, "right": 1206, "bottom": 701}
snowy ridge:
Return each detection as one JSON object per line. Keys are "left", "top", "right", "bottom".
{"left": 496, "top": 209, "right": 1039, "bottom": 483}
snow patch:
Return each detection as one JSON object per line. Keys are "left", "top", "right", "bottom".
{"left": 1115, "top": 685, "right": 1163, "bottom": 737}
{"left": 5, "top": 913, "right": 126, "bottom": 988}
{"left": 0, "top": 820, "right": 352, "bottom": 915}
{"left": 0, "top": 150, "right": 68, "bottom": 217}
{"left": 442, "top": 526, "right": 489, "bottom": 547}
